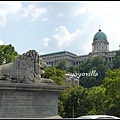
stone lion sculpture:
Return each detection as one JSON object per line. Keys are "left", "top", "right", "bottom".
{"left": 0, "top": 50, "right": 54, "bottom": 84}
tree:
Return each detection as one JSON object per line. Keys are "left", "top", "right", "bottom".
{"left": 78, "top": 56, "right": 110, "bottom": 88}
{"left": 91, "top": 56, "right": 103, "bottom": 67}
{"left": 0, "top": 44, "right": 19, "bottom": 65}
{"left": 58, "top": 86, "right": 74, "bottom": 117}
{"left": 79, "top": 58, "right": 93, "bottom": 73}
{"left": 56, "top": 60, "right": 67, "bottom": 70}
{"left": 87, "top": 86, "right": 106, "bottom": 115}
{"left": 67, "top": 65, "right": 79, "bottom": 73}
{"left": 102, "top": 68, "right": 120, "bottom": 117}
{"left": 112, "top": 50, "right": 120, "bottom": 69}
{"left": 41, "top": 67, "right": 66, "bottom": 86}
{"left": 79, "top": 76, "right": 97, "bottom": 88}
{"left": 61, "top": 86, "right": 89, "bottom": 118}
{"left": 58, "top": 68, "right": 120, "bottom": 118}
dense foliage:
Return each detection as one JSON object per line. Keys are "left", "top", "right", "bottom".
{"left": 42, "top": 58, "right": 120, "bottom": 118}
{"left": 0, "top": 44, "right": 19, "bottom": 65}
{"left": 112, "top": 50, "right": 120, "bottom": 69}
{"left": 56, "top": 60, "right": 67, "bottom": 70}
{"left": 41, "top": 67, "right": 66, "bottom": 86}
{"left": 66, "top": 56, "right": 110, "bottom": 88}
{"left": 59, "top": 68, "right": 120, "bottom": 118}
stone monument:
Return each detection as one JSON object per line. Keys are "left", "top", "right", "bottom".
{"left": 0, "top": 50, "right": 66, "bottom": 118}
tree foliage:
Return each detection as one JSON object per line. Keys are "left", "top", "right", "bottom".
{"left": 79, "top": 56, "right": 110, "bottom": 88}
{"left": 56, "top": 60, "right": 67, "bottom": 70}
{"left": 41, "top": 60, "right": 120, "bottom": 118}
{"left": 112, "top": 50, "right": 120, "bottom": 69}
{"left": 87, "top": 86, "right": 106, "bottom": 115}
{"left": 60, "top": 86, "right": 89, "bottom": 118}
{"left": 41, "top": 67, "right": 66, "bottom": 86}
{"left": 102, "top": 68, "right": 120, "bottom": 117}
{"left": 66, "top": 56, "right": 110, "bottom": 88}
{"left": 66, "top": 65, "right": 79, "bottom": 73}
{"left": 0, "top": 44, "right": 19, "bottom": 65}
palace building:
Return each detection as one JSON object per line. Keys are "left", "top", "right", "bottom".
{"left": 40, "top": 28, "right": 118, "bottom": 67}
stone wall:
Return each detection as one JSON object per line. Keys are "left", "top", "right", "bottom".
{"left": 0, "top": 83, "right": 65, "bottom": 118}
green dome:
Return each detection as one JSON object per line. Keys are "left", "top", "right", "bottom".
{"left": 93, "top": 29, "right": 107, "bottom": 41}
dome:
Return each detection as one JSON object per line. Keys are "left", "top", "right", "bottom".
{"left": 93, "top": 29, "right": 107, "bottom": 41}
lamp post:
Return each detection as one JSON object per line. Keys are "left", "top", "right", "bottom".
{"left": 72, "top": 106, "right": 74, "bottom": 118}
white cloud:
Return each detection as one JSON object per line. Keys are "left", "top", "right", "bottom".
{"left": 0, "top": 2, "right": 47, "bottom": 26}
{"left": 41, "top": 26, "right": 85, "bottom": 55}
{"left": 1, "top": 1, "right": 120, "bottom": 55}
{"left": 42, "top": 37, "right": 50, "bottom": 47}
{"left": 20, "top": 4, "right": 46, "bottom": 21}
{"left": 42, "top": 17, "right": 49, "bottom": 21}
{"left": 0, "top": 1, "right": 22, "bottom": 26}
{"left": 72, "top": 4, "right": 88, "bottom": 17}
{"left": 58, "top": 13, "right": 64, "bottom": 17}
{"left": 0, "top": 40, "right": 3, "bottom": 45}
{"left": 52, "top": 26, "right": 80, "bottom": 47}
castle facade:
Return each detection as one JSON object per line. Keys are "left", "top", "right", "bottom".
{"left": 40, "top": 29, "right": 118, "bottom": 67}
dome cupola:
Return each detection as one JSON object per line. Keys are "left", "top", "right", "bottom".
{"left": 93, "top": 29, "right": 107, "bottom": 41}
{"left": 92, "top": 27, "right": 109, "bottom": 52}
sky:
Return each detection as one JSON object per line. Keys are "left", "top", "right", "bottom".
{"left": 0, "top": 1, "right": 120, "bottom": 56}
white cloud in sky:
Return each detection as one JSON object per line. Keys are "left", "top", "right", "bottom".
{"left": 40, "top": 1, "right": 120, "bottom": 55}
{"left": 0, "top": 2, "right": 47, "bottom": 27}
{"left": 0, "top": 1, "right": 22, "bottom": 27}
{"left": 0, "top": 1, "right": 120, "bottom": 55}
{"left": 42, "top": 17, "right": 49, "bottom": 21}
{"left": 40, "top": 2, "right": 120, "bottom": 55}
{"left": 20, "top": 4, "right": 46, "bottom": 21}
{"left": 0, "top": 40, "right": 3, "bottom": 45}
{"left": 41, "top": 26, "right": 82, "bottom": 54}
{"left": 52, "top": 26, "right": 80, "bottom": 47}
{"left": 71, "top": 4, "right": 88, "bottom": 17}
{"left": 58, "top": 13, "right": 64, "bottom": 17}
{"left": 42, "top": 37, "right": 50, "bottom": 48}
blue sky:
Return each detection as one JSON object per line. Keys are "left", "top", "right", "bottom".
{"left": 0, "top": 1, "right": 120, "bottom": 56}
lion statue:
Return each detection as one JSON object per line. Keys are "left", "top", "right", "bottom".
{"left": 0, "top": 50, "right": 54, "bottom": 84}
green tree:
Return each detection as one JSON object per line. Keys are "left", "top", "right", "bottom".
{"left": 61, "top": 86, "right": 89, "bottom": 118}
{"left": 91, "top": 56, "right": 103, "bottom": 67}
{"left": 87, "top": 86, "right": 106, "bottom": 115}
{"left": 112, "top": 50, "right": 120, "bottom": 69}
{"left": 56, "top": 60, "right": 67, "bottom": 70}
{"left": 102, "top": 68, "right": 120, "bottom": 117}
{"left": 58, "top": 86, "right": 74, "bottom": 117}
{"left": 41, "top": 67, "right": 66, "bottom": 86}
{"left": 58, "top": 68, "right": 120, "bottom": 118}
{"left": 0, "top": 44, "right": 19, "bottom": 65}
{"left": 79, "top": 58, "right": 93, "bottom": 73}
{"left": 79, "top": 56, "right": 110, "bottom": 88}
{"left": 67, "top": 65, "right": 79, "bottom": 73}
{"left": 79, "top": 76, "right": 97, "bottom": 88}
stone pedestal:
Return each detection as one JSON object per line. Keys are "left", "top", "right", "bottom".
{"left": 0, "top": 83, "right": 66, "bottom": 118}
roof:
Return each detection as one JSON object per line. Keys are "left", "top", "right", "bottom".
{"left": 40, "top": 50, "right": 77, "bottom": 57}
{"left": 93, "top": 29, "right": 107, "bottom": 41}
